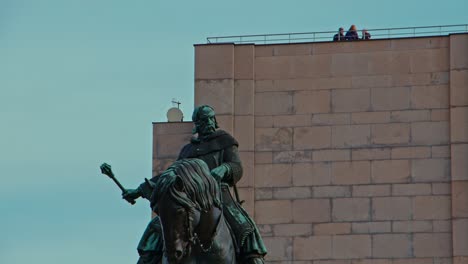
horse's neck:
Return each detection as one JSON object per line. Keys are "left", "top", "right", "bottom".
{"left": 196, "top": 206, "right": 222, "bottom": 243}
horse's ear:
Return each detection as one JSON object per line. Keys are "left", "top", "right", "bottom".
{"left": 175, "top": 176, "right": 184, "bottom": 191}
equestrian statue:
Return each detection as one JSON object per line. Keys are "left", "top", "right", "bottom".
{"left": 100, "top": 105, "right": 267, "bottom": 264}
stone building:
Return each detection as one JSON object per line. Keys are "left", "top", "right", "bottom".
{"left": 153, "top": 32, "right": 468, "bottom": 263}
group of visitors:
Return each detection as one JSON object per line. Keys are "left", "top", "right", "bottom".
{"left": 333, "top": 25, "right": 371, "bottom": 41}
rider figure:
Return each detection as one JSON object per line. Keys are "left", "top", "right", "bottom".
{"left": 111, "top": 105, "right": 267, "bottom": 264}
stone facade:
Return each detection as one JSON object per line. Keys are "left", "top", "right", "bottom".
{"left": 153, "top": 33, "right": 468, "bottom": 263}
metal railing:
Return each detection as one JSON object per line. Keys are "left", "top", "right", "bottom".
{"left": 206, "top": 24, "right": 468, "bottom": 45}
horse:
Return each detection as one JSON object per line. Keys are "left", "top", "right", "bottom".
{"left": 151, "top": 158, "right": 236, "bottom": 264}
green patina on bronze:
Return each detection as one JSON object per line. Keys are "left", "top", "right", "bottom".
{"left": 101, "top": 105, "right": 266, "bottom": 264}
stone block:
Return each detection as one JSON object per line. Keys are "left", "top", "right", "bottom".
{"left": 273, "top": 114, "right": 311, "bottom": 128}
{"left": 392, "top": 183, "right": 431, "bottom": 196}
{"left": 431, "top": 109, "right": 450, "bottom": 121}
{"left": 254, "top": 56, "right": 291, "bottom": 80}
{"left": 372, "top": 197, "right": 412, "bottom": 220}
{"left": 255, "top": 45, "right": 273, "bottom": 57}
{"left": 453, "top": 144, "right": 468, "bottom": 180}
{"left": 255, "top": 188, "right": 272, "bottom": 200}
{"left": 331, "top": 161, "right": 371, "bottom": 184}
{"left": 332, "top": 125, "right": 371, "bottom": 148}
{"left": 255, "top": 151, "right": 272, "bottom": 164}
{"left": 391, "top": 146, "right": 431, "bottom": 159}
{"left": 234, "top": 45, "right": 254, "bottom": 80}
{"left": 234, "top": 116, "right": 254, "bottom": 151}
{"left": 352, "top": 185, "right": 391, "bottom": 197}
{"left": 215, "top": 115, "right": 234, "bottom": 135}
{"left": 294, "top": 236, "right": 332, "bottom": 260}
{"left": 371, "top": 87, "right": 410, "bottom": 111}
{"left": 352, "top": 260, "right": 392, "bottom": 264}
{"left": 372, "top": 234, "right": 412, "bottom": 258}
{"left": 351, "top": 112, "right": 390, "bottom": 124}
{"left": 351, "top": 148, "right": 391, "bottom": 160}
{"left": 392, "top": 72, "right": 431, "bottom": 87}
{"left": 237, "top": 152, "right": 254, "bottom": 187}
{"left": 273, "top": 150, "right": 312, "bottom": 163}
{"left": 292, "top": 162, "right": 331, "bottom": 186}
{"left": 451, "top": 70, "right": 468, "bottom": 106}
{"left": 273, "top": 224, "right": 312, "bottom": 237}
{"left": 332, "top": 198, "right": 370, "bottom": 221}
{"left": 372, "top": 160, "right": 411, "bottom": 183}
{"left": 154, "top": 122, "right": 193, "bottom": 135}
{"left": 413, "top": 196, "right": 451, "bottom": 220}
{"left": 450, "top": 34, "right": 468, "bottom": 70}
{"left": 254, "top": 163, "right": 292, "bottom": 188}
{"left": 263, "top": 237, "right": 293, "bottom": 261}
{"left": 332, "top": 89, "right": 371, "bottom": 112}
{"left": 289, "top": 54, "right": 333, "bottom": 79}
{"left": 332, "top": 235, "right": 371, "bottom": 259}
{"left": 292, "top": 199, "right": 330, "bottom": 223}
{"left": 452, "top": 181, "right": 468, "bottom": 218}
{"left": 294, "top": 90, "right": 331, "bottom": 114}
{"left": 255, "top": 91, "right": 293, "bottom": 116}
{"left": 352, "top": 222, "right": 391, "bottom": 234}
{"left": 156, "top": 134, "right": 192, "bottom": 158}
{"left": 451, "top": 107, "right": 468, "bottom": 143}
{"left": 412, "top": 159, "right": 450, "bottom": 182}
{"left": 293, "top": 127, "right": 331, "bottom": 150}
{"left": 313, "top": 186, "right": 351, "bottom": 198}
{"left": 454, "top": 256, "right": 468, "bottom": 264}
{"left": 453, "top": 219, "right": 468, "bottom": 256}
{"left": 254, "top": 115, "right": 273, "bottom": 128}
{"left": 195, "top": 44, "right": 234, "bottom": 80}
{"left": 410, "top": 48, "right": 449, "bottom": 73}
{"left": 255, "top": 200, "right": 292, "bottom": 224}
{"left": 392, "top": 221, "right": 432, "bottom": 233}
{"left": 331, "top": 53, "right": 370, "bottom": 76}
{"left": 234, "top": 80, "right": 254, "bottom": 115}
{"left": 273, "top": 43, "right": 313, "bottom": 56}
{"left": 255, "top": 77, "right": 351, "bottom": 93}
{"left": 273, "top": 187, "right": 312, "bottom": 200}
{"left": 411, "top": 85, "right": 449, "bottom": 109}
{"left": 312, "top": 113, "right": 351, "bottom": 126}
{"left": 433, "top": 220, "right": 452, "bottom": 232}
{"left": 351, "top": 75, "right": 392, "bottom": 89}
{"left": 390, "top": 110, "right": 431, "bottom": 122}
{"left": 371, "top": 123, "right": 410, "bottom": 145}
{"left": 411, "top": 121, "right": 449, "bottom": 145}
{"left": 391, "top": 36, "right": 448, "bottom": 50}
{"left": 413, "top": 233, "right": 452, "bottom": 257}
{"left": 195, "top": 79, "right": 234, "bottom": 115}
{"left": 313, "top": 149, "right": 350, "bottom": 162}
{"left": 432, "top": 145, "right": 450, "bottom": 158}
{"left": 432, "top": 183, "right": 451, "bottom": 195}
{"left": 314, "top": 223, "right": 351, "bottom": 235}
{"left": 255, "top": 127, "right": 292, "bottom": 151}
{"left": 393, "top": 259, "right": 434, "bottom": 264}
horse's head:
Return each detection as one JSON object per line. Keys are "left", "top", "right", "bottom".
{"left": 152, "top": 159, "right": 221, "bottom": 263}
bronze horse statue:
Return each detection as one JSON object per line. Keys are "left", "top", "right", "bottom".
{"left": 151, "top": 159, "right": 236, "bottom": 264}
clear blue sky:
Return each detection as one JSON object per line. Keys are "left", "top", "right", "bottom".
{"left": 1, "top": 0, "right": 466, "bottom": 263}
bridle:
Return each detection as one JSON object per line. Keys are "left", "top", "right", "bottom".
{"left": 184, "top": 207, "right": 217, "bottom": 254}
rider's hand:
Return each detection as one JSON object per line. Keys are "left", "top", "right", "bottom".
{"left": 122, "top": 188, "right": 141, "bottom": 204}
{"left": 211, "top": 165, "right": 228, "bottom": 182}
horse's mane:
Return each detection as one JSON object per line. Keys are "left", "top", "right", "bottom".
{"left": 152, "top": 159, "right": 221, "bottom": 212}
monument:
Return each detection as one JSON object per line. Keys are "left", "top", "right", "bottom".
{"left": 101, "top": 105, "right": 267, "bottom": 264}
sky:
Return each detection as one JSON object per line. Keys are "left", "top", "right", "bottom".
{"left": 1, "top": 0, "right": 467, "bottom": 263}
